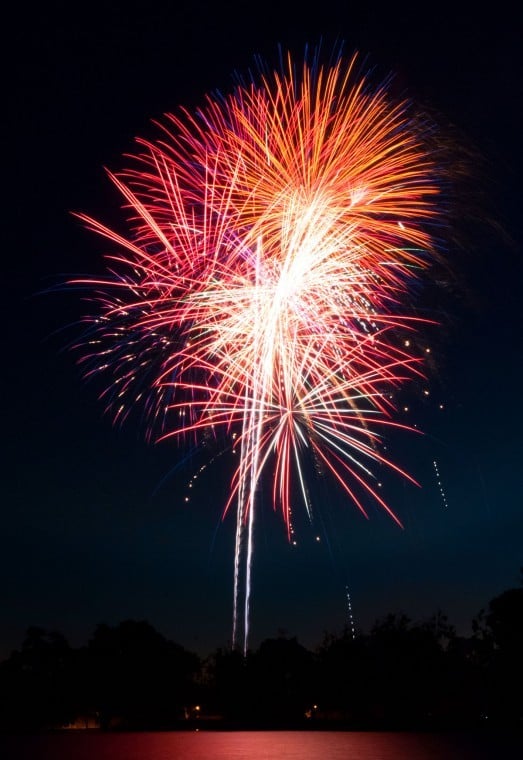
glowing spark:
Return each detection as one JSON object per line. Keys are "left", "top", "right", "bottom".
{"left": 345, "top": 584, "right": 356, "bottom": 640}
{"left": 433, "top": 459, "right": 449, "bottom": 509}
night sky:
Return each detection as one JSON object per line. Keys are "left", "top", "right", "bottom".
{"left": 3, "top": 2, "right": 521, "bottom": 660}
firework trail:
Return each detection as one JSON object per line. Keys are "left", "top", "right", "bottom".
{"left": 433, "top": 459, "right": 449, "bottom": 509}
{"left": 73, "top": 51, "right": 441, "bottom": 653}
{"left": 345, "top": 584, "right": 357, "bottom": 640}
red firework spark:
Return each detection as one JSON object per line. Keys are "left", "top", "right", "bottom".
{"left": 73, "top": 52, "right": 441, "bottom": 539}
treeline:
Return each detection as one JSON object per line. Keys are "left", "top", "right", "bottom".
{"left": 1, "top": 582, "right": 522, "bottom": 731}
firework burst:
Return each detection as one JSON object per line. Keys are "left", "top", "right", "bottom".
{"left": 73, "top": 51, "right": 442, "bottom": 653}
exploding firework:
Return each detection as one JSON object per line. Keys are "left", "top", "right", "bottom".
{"left": 73, "top": 51, "right": 442, "bottom": 653}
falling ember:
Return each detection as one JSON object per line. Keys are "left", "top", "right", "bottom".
{"left": 345, "top": 585, "right": 357, "bottom": 640}
{"left": 71, "top": 50, "right": 443, "bottom": 654}
{"left": 433, "top": 459, "right": 449, "bottom": 509}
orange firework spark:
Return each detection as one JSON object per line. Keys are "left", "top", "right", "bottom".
{"left": 73, "top": 52, "right": 442, "bottom": 651}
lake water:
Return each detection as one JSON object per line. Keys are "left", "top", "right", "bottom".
{"left": 1, "top": 729, "right": 521, "bottom": 760}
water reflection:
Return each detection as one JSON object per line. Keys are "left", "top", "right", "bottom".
{"left": 1, "top": 730, "right": 521, "bottom": 760}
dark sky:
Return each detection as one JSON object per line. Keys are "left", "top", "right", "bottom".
{"left": 3, "top": 2, "right": 522, "bottom": 659}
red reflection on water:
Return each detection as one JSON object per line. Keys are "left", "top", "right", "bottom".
{"left": 1, "top": 730, "right": 520, "bottom": 760}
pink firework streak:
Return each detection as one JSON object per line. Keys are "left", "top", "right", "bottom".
{"left": 72, "top": 52, "right": 441, "bottom": 653}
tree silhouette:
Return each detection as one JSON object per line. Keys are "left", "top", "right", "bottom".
{"left": 0, "top": 627, "right": 75, "bottom": 729}
{"left": 483, "top": 586, "right": 523, "bottom": 720}
{"left": 82, "top": 620, "right": 200, "bottom": 728}
{"left": 1, "top": 576, "right": 523, "bottom": 730}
